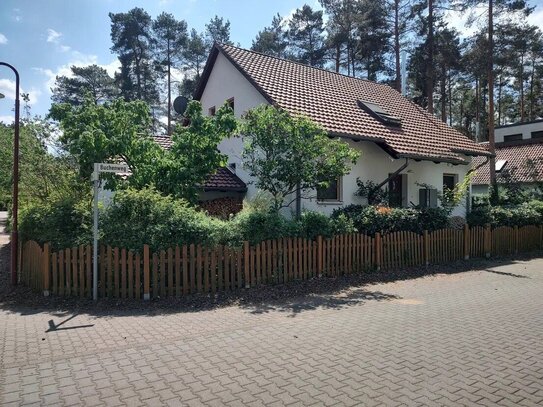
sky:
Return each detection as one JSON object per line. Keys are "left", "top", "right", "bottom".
{"left": 0, "top": 0, "right": 542, "bottom": 124}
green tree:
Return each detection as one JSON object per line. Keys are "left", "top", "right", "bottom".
{"left": 152, "top": 12, "right": 188, "bottom": 135}
{"left": 180, "top": 29, "right": 208, "bottom": 97}
{"left": 287, "top": 5, "right": 327, "bottom": 67}
{"left": 109, "top": 8, "right": 158, "bottom": 105}
{"left": 241, "top": 105, "right": 359, "bottom": 212}
{"left": 153, "top": 101, "right": 237, "bottom": 201}
{"left": 51, "top": 65, "right": 119, "bottom": 106}
{"left": 251, "top": 14, "right": 288, "bottom": 58}
{"left": 205, "top": 15, "right": 232, "bottom": 45}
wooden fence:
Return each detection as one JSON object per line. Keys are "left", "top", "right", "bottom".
{"left": 19, "top": 224, "right": 543, "bottom": 300}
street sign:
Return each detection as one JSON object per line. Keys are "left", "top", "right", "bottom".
{"left": 92, "top": 162, "right": 128, "bottom": 301}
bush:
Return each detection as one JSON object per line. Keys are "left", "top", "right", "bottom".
{"left": 466, "top": 201, "right": 543, "bottom": 227}
{"left": 19, "top": 197, "right": 92, "bottom": 250}
{"left": 229, "top": 208, "right": 294, "bottom": 245}
{"left": 332, "top": 205, "right": 450, "bottom": 235}
{"left": 101, "top": 187, "right": 229, "bottom": 252}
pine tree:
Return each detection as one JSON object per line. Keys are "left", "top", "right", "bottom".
{"left": 251, "top": 14, "right": 288, "bottom": 57}
{"left": 205, "top": 15, "right": 233, "bottom": 45}
{"left": 287, "top": 5, "right": 327, "bottom": 67}
{"left": 109, "top": 8, "right": 158, "bottom": 105}
{"left": 180, "top": 29, "right": 208, "bottom": 98}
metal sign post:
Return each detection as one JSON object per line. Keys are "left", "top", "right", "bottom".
{"left": 92, "top": 163, "right": 128, "bottom": 301}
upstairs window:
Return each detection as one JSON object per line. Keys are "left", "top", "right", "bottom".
{"left": 226, "top": 97, "right": 235, "bottom": 112}
{"left": 531, "top": 130, "right": 543, "bottom": 139}
{"left": 357, "top": 100, "right": 402, "bottom": 127}
{"left": 443, "top": 174, "right": 458, "bottom": 191}
{"left": 317, "top": 178, "right": 341, "bottom": 202}
{"left": 208, "top": 106, "right": 216, "bottom": 116}
{"left": 503, "top": 134, "right": 522, "bottom": 142}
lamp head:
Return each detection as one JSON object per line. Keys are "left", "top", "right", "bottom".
{"left": 0, "top": 93, "right": 5, "bottom": 99}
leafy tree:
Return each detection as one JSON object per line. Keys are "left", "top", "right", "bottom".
{"left": 109, "top": 8, "right": 158, "bottom": 105}
{"left": 51, "top": 65, "right": 119, "bottom": 106}
{"left": 152, "top": 12, "right": 188, "bottom": 135}
{"left": 287, "top": 5, "right": 327, "bottom": 67}
{"left": 241, "top": 105, "right": 359, "bottom": 212}
{"left": 251, "top": 14, "right": 288, "bottom": 57}
{"left": 205, "top": 15, "right": 232, "bottom": 45}
{"left": 153, "top": 101, "right": 237, "bottom": 201}
{"left": 180, "top": 29, "right": 208, "bottom": 97}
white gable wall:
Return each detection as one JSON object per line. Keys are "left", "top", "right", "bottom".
{"left": 199, "top": 51, "right": 471, "bottom": 218}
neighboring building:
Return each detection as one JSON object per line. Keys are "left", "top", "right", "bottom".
{"left": 472, "top": 120, "right": 543, "bottom": 195}
{"left": 193, "top": 43, "right": 491, "bottom": 217}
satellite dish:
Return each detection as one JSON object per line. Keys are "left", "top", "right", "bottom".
{"left": 173, "top": 96, "right": 189, "bottom": 115}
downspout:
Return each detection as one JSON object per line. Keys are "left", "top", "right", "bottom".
{"left": 369, "top": 158, "right": 410, "bottom": 202}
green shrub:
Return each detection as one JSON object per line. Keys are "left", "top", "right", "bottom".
{"left": 332, "top": 205, "right": 449, "bottom": 235}
{"left": 19, "top": 197, "right": 92, "bottom": 250}
{"left": 467, "top": 201, "right": 543, "bottom": 227}
{"left": 295, "top": 211, "right": 333, "bottom": 239}
{"left": 229, "top": 208, "right": 294, "bottom": 245}
{"left": 101, "top": 187, "right": 229, "bottom": 252}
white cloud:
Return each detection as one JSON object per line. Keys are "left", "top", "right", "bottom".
{"left": 12, "top": 8, "right": 21, "bottom": 23}
{"left": 46, "top": 28, "right": 62, "bottom": 44}
{"left": 0, "top": 115, "right": 14, "bottom": 125}
{"left": 0, "top": 78, "right": 41, "bottom": 105}
{"left": 0, "top": 33, "right": 7, "bottom": 45}
{"left": 527, "top": 8, "right": 543, "bottom": 31}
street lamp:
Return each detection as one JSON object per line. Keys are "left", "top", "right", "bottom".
{"left": 0, "top": 62, "right": 20, "bottom": 286}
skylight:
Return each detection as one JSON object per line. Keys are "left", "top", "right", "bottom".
{"left": 358, "top": 100, "right": 402, "bottom": 127}
{"left": 496, "top": 159, "right": 507, "bottom": 172}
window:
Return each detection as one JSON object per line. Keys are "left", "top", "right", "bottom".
{"left": 357, "top": 100, "right": 402, "bottom": 127}
{"left": 496, "top": 159, "right": 507, "bottom": 173}
{"left": 503, "top": 133, "right": 523, "bottom": 142}
{"left": 388, "top": 174, "right": 407, "bottom": 207}
{"left": 443, "top": 174, "right": 458, "bottom": 192}
{"left": 226, "top": 97, "right": 235, "bottom": 112}
{"left": 208, "top": 106, "right": 216, "bottom": 116}
{"left": 317, "top": 178, "right": 341, "bottom": 202}
{"left": 531, "top": 130, "right": 543, "bottom": 139}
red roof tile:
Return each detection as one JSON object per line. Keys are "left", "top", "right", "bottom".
{"left": 152, "top": 136, "right": 246, "bottom": 192}
{"left": 195, "top": 44, "right": 490, "bottom": 164}
{"left": 472, "top": 141, "right": 543, "bottom": 185}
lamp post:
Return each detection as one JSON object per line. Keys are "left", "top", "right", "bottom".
{"left": 0, "top": 62, "right": 20, "bottom": 286}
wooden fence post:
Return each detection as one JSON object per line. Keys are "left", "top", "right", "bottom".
{"left": 243, "top": 241, "right": 250, "bottom": 288}
{"left": 143, "top": 244, "right": 150, "bottom": 300}
{"left": 423, "top": 230, "right": 429, "bottom": 266}
{"left": 43, "top": 243, "right": 50, "bottom": 297}
{"left": 484, "top": 225, "right": 491, "bottom": 258}
{"left": 463, "top": 224, "right": 470, "bottom": 260}
{"left": 514, "top": 225, "right": 519, "bottom": 255}
{"left": 375, "top": 233, "right": 382, "bottom": 271}
{"left": 317, "top": 235, "right": 323, "bottom": 277}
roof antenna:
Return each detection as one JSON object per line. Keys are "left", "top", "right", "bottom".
{"left": 401, "top": 50, "right": 407, "bottom": 96}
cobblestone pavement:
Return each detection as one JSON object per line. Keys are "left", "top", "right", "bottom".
{"left": 1, "top": 223, "right": 542, "bottom": 405}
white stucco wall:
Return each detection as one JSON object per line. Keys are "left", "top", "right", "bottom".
{"left": 199, "top": 51, "right": 472, "bottom": 217}
{"left": 495, "top": 121, "right": 543, "bottom": 143}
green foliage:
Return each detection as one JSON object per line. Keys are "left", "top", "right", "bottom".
{"left": 295, "top": 211, "right": 332, "bottom": 239}
{"left": 467, "top": 200, "right": 543, "bottom": 227}
{"left": 101, "top": 187, "right": 229, "bottom": 252}
{"left": 241, "top": 105, "right": 359, "bottom": 211}
{"left": 332, "top": 205, "right": 450, "bottom": 235}
{"left": 19, "top": 196, "right": 92, "bottom": 251}
{"left": 155, "top": 101, "right": 237, "bottom": 201}
{"left": 440, "top": 172, "right": 473, "bottom": 213}
{"left": 229, "top": 208, "right": 294, "bottom": 246}
{"left": 355, "top": 179, "right": 388, "bottom": 205}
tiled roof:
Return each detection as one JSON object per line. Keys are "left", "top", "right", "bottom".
{"left": 202, "top": 167, "right": 247, "bottom": 192}
{"left": 152, "top": 136, "right": 247, "bottom": 192}
{"left": 472, "top": 141, "right": 543, "bottom": 184}
{"left": 195, "top": 44, "right": 491, "bottom": 164}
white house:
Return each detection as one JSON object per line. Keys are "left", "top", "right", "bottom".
{"left": 472, "top": 119, "right": 543, "bottom": 195}
{"left": 193, "top": 43, "right": 491, "bottom": 217}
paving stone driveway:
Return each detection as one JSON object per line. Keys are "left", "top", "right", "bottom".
{"left": 1, "top": 241, "right": 542, "bottom": 405}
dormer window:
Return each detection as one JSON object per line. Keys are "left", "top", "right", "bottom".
{"left": 357, "top": 100, "right": 401, "bottom": 127}
{"left": 496, "top": 159, "right": 507, "bottom": 173}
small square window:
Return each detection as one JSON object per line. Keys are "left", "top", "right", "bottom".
{"left": 317, "top": 178, "right": 341, "bottom": 201}
{"left": 443, "top": 174, "right": 458, "bottom": 191}
{"left": 226, "top": 97, "right": 235, "bottom": 112}
{"left": 503, "top": 133, "right": 522, "bottom": 142}
{"left": 208, "top": 106, "right": 216, "bottom": 116}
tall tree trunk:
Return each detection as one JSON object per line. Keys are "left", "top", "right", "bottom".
{"left": 427, "top": 0, "right": 434, "bottom": 114}
{"left": 488, "top": 0, "right": 497, "bottom": 194}
{"left": 441, "top": 69, "right": 447, "bottom": 123}
{"left": 335, "top": 43, "right": 341, "bottom": 73}
{"left": 529, "top": 57, "right": 536, "bottom": 120}
{"left": 167, "top": 38, "right": 172, "bottom": 137}
{"left": 394, "top": 0, "right": 401, "bottom": 92}
{"left": 519, "top": 56, "right": 525, "bottom": 122}
{"left": 498, "top": 75, "right": 502, "bottom": 126}
{"left": 448, "top": 70, "right": 453, "bottom": 126}
{"left": 476, "top": 76, "right": 480, "bottom": 141}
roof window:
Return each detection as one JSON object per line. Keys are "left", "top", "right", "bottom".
{"left": 496, "top": 159, "right": 507, "bottom": 172}
{"left": 357, "top": 100, "right": 401, "bottom": 127}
